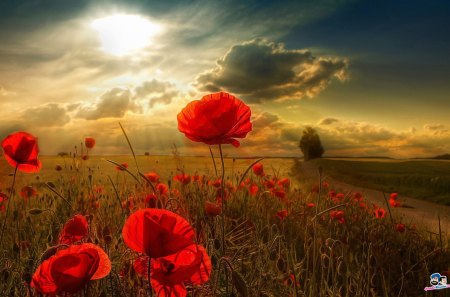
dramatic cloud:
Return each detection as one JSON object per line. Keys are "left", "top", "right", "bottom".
{"left": 22, "top": 103, "right": 71, "bottom": 127}
{"left": 76, "top": 88, "right": 142, "bottom": 120}
{"left": 318, "top": 117, "right": 340, "bottom": 125}
{"left": 134, "top": 79, "right": 180, "bottom": 107}
{"left": 195, "top": 38, "right": 348, "bottom": 103}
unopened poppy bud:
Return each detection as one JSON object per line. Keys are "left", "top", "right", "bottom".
{"left": 276, "top": 257, "right": 286, "bottom": 272}
{"left": 214, "top": 238, "right": 221, "bottom": 250}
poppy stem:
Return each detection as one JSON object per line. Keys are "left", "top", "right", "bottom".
{"left": 0, "top": 163, "right": 18, "bottom": 245}
{"left": 209, "top": 146, "right": 218, "bottom": 177}
{"left": 147, "top": 257, "right": 153, "bottom": 297}
{"left": 218, "top": 145, "right": 226, "bottom": 256}
{"left": 218, "top": 144, "right": 230, "bottom": 295}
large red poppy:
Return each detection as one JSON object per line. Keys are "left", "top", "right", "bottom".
{"left": 177, "top": 92, "right": 252, "bottom": 147}
{"left": 31, "top": 243, "right": 111, "bottom": 295}
{"left": 122, "top": 209, "right": 195, "bottom": 258}
{"left": 59, "top": 214, "right": 89, "bottom": 244}
{"left": 1, "top": 131, "right": 42, "bottom": 173}
{"left": 133, "top": 244, "right": 211, "bottom": 297}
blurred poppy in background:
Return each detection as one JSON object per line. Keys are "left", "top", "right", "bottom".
{"left": 85, "top": 137, "right": 96, "bottom": 149}
{"left": 59, "top": 214, "right": 89, "bottom": 244}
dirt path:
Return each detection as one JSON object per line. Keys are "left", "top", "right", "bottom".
{"left": 299, "top": 161, "right": 450, "bottom": 235}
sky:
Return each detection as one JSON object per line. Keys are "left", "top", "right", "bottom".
{"left": 0, "top": 0, "right": 449, "bottom": 158}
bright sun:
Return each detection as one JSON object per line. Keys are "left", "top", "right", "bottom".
{"left": 91, "top": 14, "right": 161, "bottom": 56}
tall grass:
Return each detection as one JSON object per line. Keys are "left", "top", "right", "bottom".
{"left": 0, "top": 151, "right": 449, "bottom": 296}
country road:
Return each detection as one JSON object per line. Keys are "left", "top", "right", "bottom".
{"left": 298, "top": 160, "right": 450, "bottom": 235}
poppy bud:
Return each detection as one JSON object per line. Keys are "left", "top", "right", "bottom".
{"left": 214, "top": 238, "right": 221, "bottom": 250}
{"left": 276, "top": 258, "right": 286, "bottom": 272}
{"left": 231, "top": 271, "right": 249, "bottom": 297}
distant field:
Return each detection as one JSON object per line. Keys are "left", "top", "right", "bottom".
{"left": 0, "top": 155, "right": 295, "bottom": 188}
{"left": 314, "top": 158, "right": 450, "bottom": 204}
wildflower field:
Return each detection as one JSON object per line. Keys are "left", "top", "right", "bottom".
{"left": 1, "top": 92, "right": 450, "bottom": 297}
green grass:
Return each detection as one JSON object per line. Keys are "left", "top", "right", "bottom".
{"left": 313, "top": 158, "right": 450, "bottom": 204}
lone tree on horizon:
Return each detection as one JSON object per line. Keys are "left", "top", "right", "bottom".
{"left": 299, "top": 126, "right": 325, "bottom": 161}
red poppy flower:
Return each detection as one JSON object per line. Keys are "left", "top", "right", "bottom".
{"left": 204, "top": 201, "right": 221, "bottom": 217}
{"left": 0, "top": 193, "right": 7, "bottom": 213}
{"left": 271, "top": 188, "right": 286, "bottom": 201}
{"left": 122, "top": 209, "right": 195, "bottom": 258}
{"left": 156, "top": 183, "right": 169, "bottom": 196}
{"left": 59, "top": 214, "right": 89, "bottom": 244}
{"left": 1, "top": 132, "right": 42, "bottom": 173}
{"left": 177, "top": 92, "right": 252, "bottom": 147}
{"left": 246, "top": 183, "right": 257, "bottom": 197}
{"left": 20, "top": 186, "right": 37, "bottom": 200}
{"left": 353, "top": 192, "right": 363, "bottom": 201}
{"left": 330, "top": 210, "right": 345, "bottom": 224}
{"left": 390, "top": 192, "right": 398, "bottom": 200}
{"left": 389, "top": 198, "right": 401, "bottom": 208}
{"left": 145, "top": 194, "right": 158, "bottom": 208}
{"left": 395, "top": 223, "right": 406, "bottom": 233}
{"left": 85, "top": 137, "right": 96, "bottom": 149}
{"left": 151, "top": 244, "right": 211, "bottom": 297}
{"left": 277, "top": 178, "right": 290, "bottom": 189}
{"left": 31, "top": 243, "right": 111, "bottom": 295}
{"left": 145, "top": 172, "right": 160, "bottom": 183}
{"left": 306, "top": 202, "right": 315, "bottom": 208}
{"left": 263, "top": 179, "right": 275, "bottom": 189}
{"left": 374, "top": 208, "right": 386, "bottom": 219}
{"left": 276, "top": 210, "right": 288, "bottom": 220}
{"left": 209, "top": 178, "right": 222, "bottom": 188}
{"left": 252, "top": 163, "right": 264, "bottom": 176}
{"left": 115, "top": 163, "right": 129, "bottom": 171}
{"left": 174, "top": 173, "right": 191, "bottom": 185}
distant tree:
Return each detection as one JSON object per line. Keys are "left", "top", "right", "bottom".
{"left": 144, "top": 152, "right": 150, "bottom": 156}
{"left": 57, "top": 152, "right": 69, "bottom": 157}
{"left": 299, "top": 126, "right": 324, "bottom": 161}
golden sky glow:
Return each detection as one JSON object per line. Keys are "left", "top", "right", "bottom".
{"left": 0, "top": 1, "right": 449, "bottom": 158}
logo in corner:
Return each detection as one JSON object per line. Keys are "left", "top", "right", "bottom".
{"left": 424, "top": 273, "right": 450, "bottom": 291}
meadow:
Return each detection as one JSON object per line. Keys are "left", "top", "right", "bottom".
{"left": 1, "top": 92, "right": 450, "bottom": 297}
{"left": 1, "top": 151, "right": 450, "bottom": 296}
{"left": 312, "top": 158, "right": 450, "bottom": 204}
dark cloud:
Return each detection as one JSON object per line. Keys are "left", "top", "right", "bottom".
{"left": 195, "top": 38, "right": 348, "bottom": 103}
{"left": 318, "top": 117, "right": 340, "bottom": 125}
{"left": 134, "top": 79, "right": 179, "bottom": 107}
{"left": 76, "top": 88, "right": 142, "bottom": 120}
{"left": 23, "top": 103, "right": 70, "bottom": 127}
